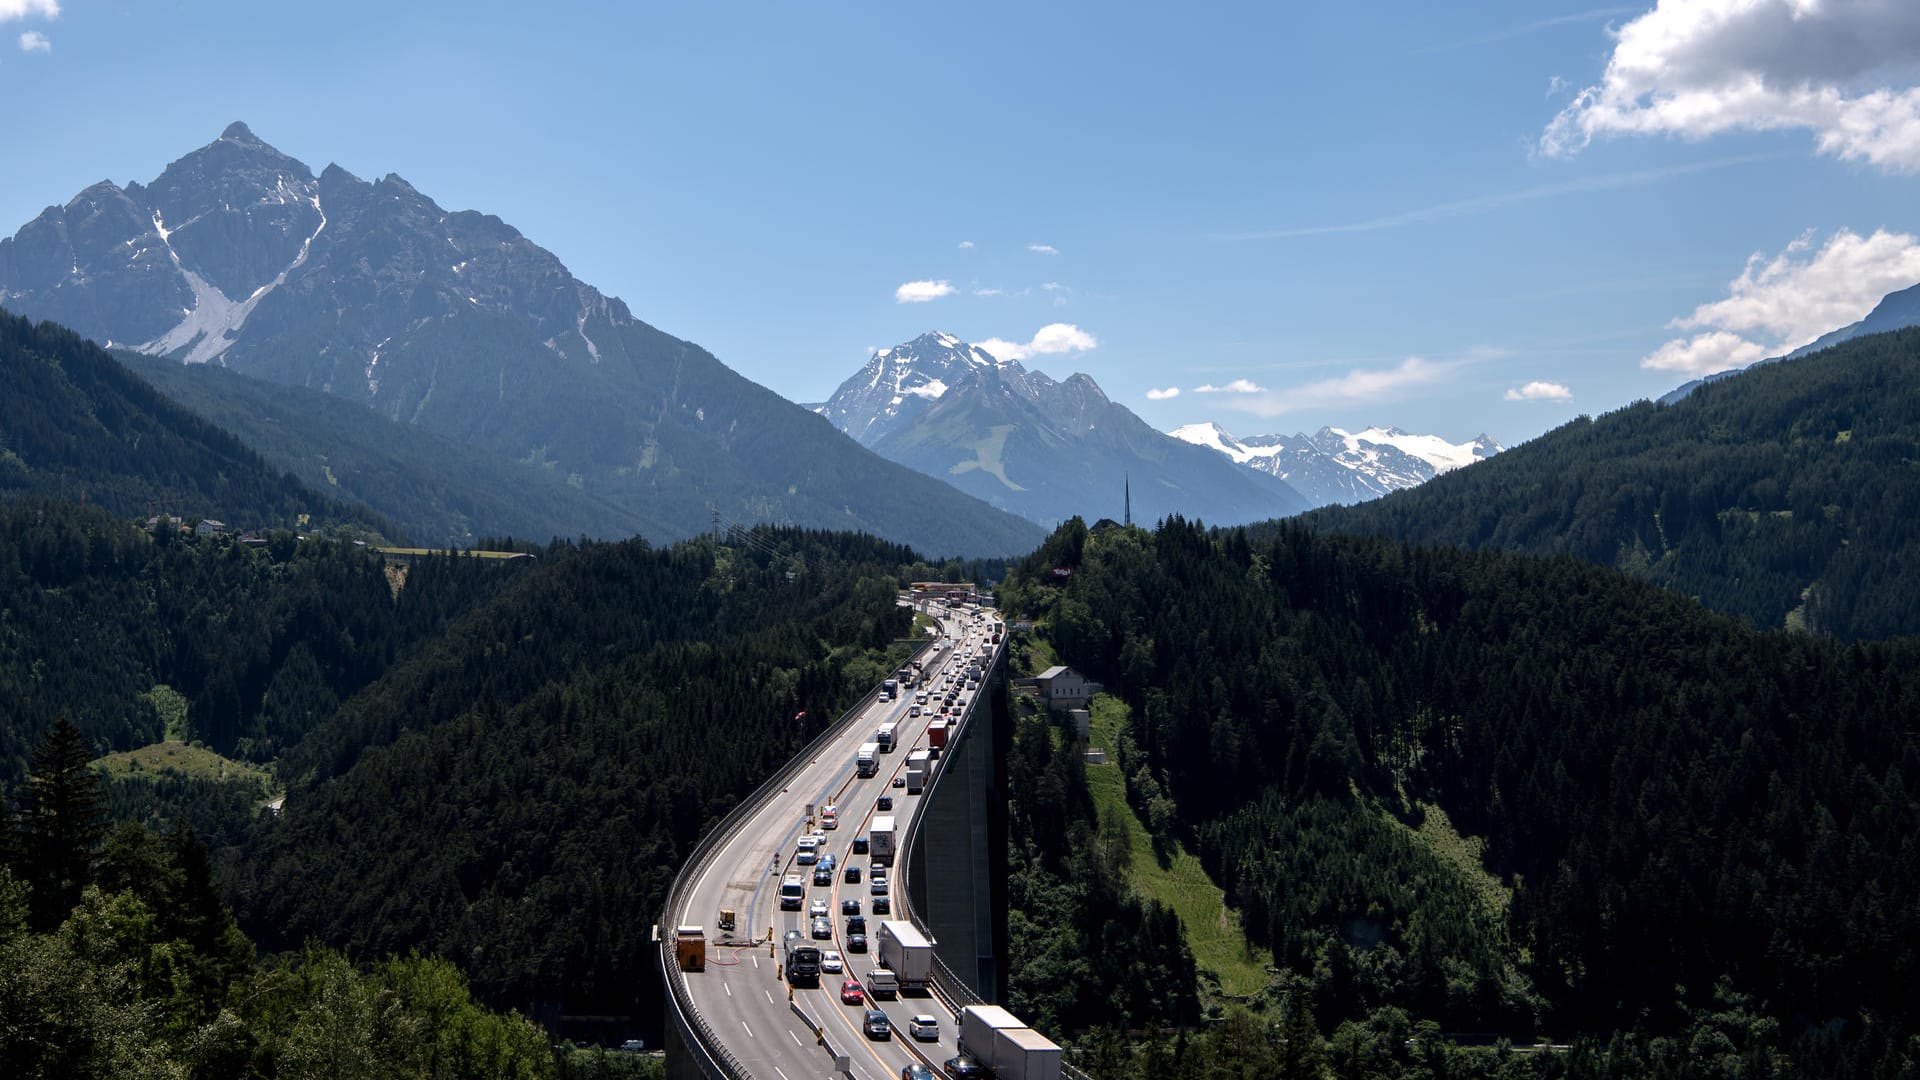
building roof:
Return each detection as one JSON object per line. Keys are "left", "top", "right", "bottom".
{"left": 1036, "top": 665, "right": 1071, "bottom": 680}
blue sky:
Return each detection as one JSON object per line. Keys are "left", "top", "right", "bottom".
{"left": 5, "top": 0, "right": 1920, "bottom": 448}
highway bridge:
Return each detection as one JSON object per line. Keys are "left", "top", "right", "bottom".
{"left": 658, "top": 598, "right": 1059, "bottom": 1079}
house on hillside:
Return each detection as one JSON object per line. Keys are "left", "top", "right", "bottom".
{"left": 1018, "top": 666, "right": 1103, "bottom": 712}
{"left": 194, "top": 519, "right": 226, "bottom": 537}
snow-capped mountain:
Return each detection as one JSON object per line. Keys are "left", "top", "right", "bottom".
{"left": 813, "top": 332, "right": 1310, "bottom": 527}
{"left": 0, "top": 123, "right": 1045, "bottom": 555}
{"left": 1171, "top": 421, "right": 1503, "bottom": 507}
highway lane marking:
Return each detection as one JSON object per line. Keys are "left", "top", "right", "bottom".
{"left": 774, "top": 1069, "right": 791, "bottom": 1080}
{"left": 765, "top": 989, "right": 775, "bottom": 1004}
{"left": 788, "top": 1029, "right": 803, "bottom": 1047}
{"left": 724, "top": 981, "right": 732, "bottom": 997}
{"left": 742, "top": 1020, "right": 755, "bottom": 1039}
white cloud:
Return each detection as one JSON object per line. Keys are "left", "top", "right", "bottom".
{"left": 1504, "top": 380, "right": 1575, "bottom": 401}
{"left": 957, "top": 240, "right": 974, "bottom": 249}
{"left": 1640, "top": 227, "right": 1920, "bottom": 375}
{"left": 1041, "top": 281, "right": 1065, "bottom": 291}
{"left": 1547, "top": 74, "right": 1569, "bottom": 98}
{"left": 1194, "top": 378, "right": 1268, "bottom": 394}
{"left": 972, "top": 287, "right": 1004, "bottom": 297}
{"left": 0, "top": 1, "right": 59, "bottom": 23}
{"left": 1210, "top": 357, "right": 1460, "bottom": 418}
{"left": 976, "top": 322, "right": 1099, "bottom": 362}
{"left": 17, "top": 28, "right": 49, "bottom": 50}
{"left": 1543, "top": 0, "right": 1920, "bottom": 172}
{"left": 1027, "top": 243, "right": 1059, "bottom": 255}
{"left": 894, "top": 279, "right": 956, "bottom": 304}
{"left": 1145, "top": 386, "right": 1181, "bottom": 400}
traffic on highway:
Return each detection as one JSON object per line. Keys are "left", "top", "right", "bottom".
{"left": 667, "top": 597, "right": 1012, "bottom": 1079}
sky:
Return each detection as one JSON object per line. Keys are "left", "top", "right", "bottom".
{"left": 4, "top": 0, "right": 1920, "bottom": 449}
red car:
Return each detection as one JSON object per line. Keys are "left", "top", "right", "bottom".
{"left": 840, "top": 979, "right": 865, "bottom": 1005}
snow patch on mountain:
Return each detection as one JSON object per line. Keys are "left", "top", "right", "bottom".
{"left": 1171, "top": 421, "right": 1503, "bottom": 507}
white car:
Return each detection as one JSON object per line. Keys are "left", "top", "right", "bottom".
{"left": 820, "top": 950, "right": 844, "bottom": 974}
{"left": 909, "top": 1014, "right": 940, "bottom": 1040}
{"left": 809, "top": 898, "right": 830, "bottom": 918}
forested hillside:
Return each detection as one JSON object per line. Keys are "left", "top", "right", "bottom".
{"left": 1000, "top": 518, "right": 1920, "bottom": 1076}
{"left": 235, "top": 529, "right": 921, "bottom": 1025}
{"left": 1305, "top": 328, "right": 1920, "bottom": 639}
{"left": 0, "top": 309, "right": 389, "bottom": 538}
{"left": 0, "top": 500, "right": 517, "bottom": 786}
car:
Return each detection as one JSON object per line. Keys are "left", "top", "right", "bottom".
{"left": 783, "top": 929, "right": 803, "bottom": 946}
{"left": 909, "top": 1013, "right": 940, "bottom": 1040}
{"left": 891, "top": 776, "right": 906, "bottom": 789}
{"left": 944, "top": 1055, "right": 988, "bottom": 1078}
{"left": 871, "top": 879, "right": 889, "bottom": 896}
{"left": 878, "top": 796, "right": 894, "bottom": 811}
{"left": 840, "top": 979, "right": 865, "bottom": 1005}
{"left": 864, "top": 1009, "right": 892, "bottom": 1040}
{"left": 844, "top": 865, "right": 862, "bottom": 884}
{"left": 841, "top": 897, "right": 862, "bottom": 916}
{"left": 818, "top": 853, "right": 837, "bottom": 873}
{"left": 809, "top": 899, "right": 829, "bottom": 918}
{"left": 814, "top": 866, "right": 834, "bottom": 886}
{"left": 820, "top": 950, "right": 844, "bottom": 974}
{"left": 902, "top": 1065, "right": 936, "bottom": 1080}
{"left": 852, "top": 836, "right": 869, "bottom": 855}
{"left": 810, "top": 916, "right": 832, "bottom": 939}
{"left": 619, "top": 1039, "right": 646, "bottom": 1052}
{"left": 872, "top": 895, "right": 891, "bottom": 914}
{"left": 846, "top": 915, "right": 866, "bottom": 935}
{"left": 847, "top": 931, "right": 868, "bottom": 952}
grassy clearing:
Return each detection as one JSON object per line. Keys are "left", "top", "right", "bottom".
{"left": 1084, "top": 696, "right": 1271, "bottom": 998}
{"left": 1399, "top": 801, "right": 1509, "bottom": 921}
{"left": 94, "top": 741, "right": 276, "bottom": 790}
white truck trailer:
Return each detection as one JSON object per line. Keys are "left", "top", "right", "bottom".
{"left": 959, "top": 1005, "right": 1024, "bottom": 1060}
{"left": 905, "top": 748, "right": 932, "bottom": 794}
{"left": 989, "top": 1026, "right": 1063, "bottom": 1080}
{"left": 870, "top": 815, "right": 896, "bottom": 865}
{"left": 874, "top": 920, "right": 935, "bottom": 990}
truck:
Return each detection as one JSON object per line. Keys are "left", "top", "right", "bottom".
{"left": 855, "top": 742, "right": 880, "bottom": 778}
{"left": 988, "top": 1026, "right": 1063, "bottom": 1080}
{"left": 870, "top": 815, "right": 896, "bottom": 865}
{"left": 875, "top": 721, "right": 898, "bottom": 753}
{"left": 905, "top": 748, "right": 932, "bottom": 795}
{"left": 784, "top": 936, "right": 822, "bottom": 986}
{"left": 881, "top": 678, "right": 899, "bottom": 701}
{"left": 959, "top": 1005, "right": 1024, "bottom": 1061}
{"left": 927, "top": 720, "right": 951, "bottom": 749}
{"left": 779, "top": 875, "right": 805, "bottom": 910}
{"left": 874, "top": 920, "right": 934, "bottom": 990}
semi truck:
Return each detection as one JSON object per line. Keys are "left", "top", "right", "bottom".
{"left": 874, "top": 921, "right": 934, "bottom": 990}
{"left": 870, "top": 815, "right": 896, "bottom": 865}
{"left": 927, "top": 720, "right": 950, "bottom": 749}
{"left": 989, "top": 1026, "right": 1063, "bottom": 1080}
{"left": 958, "top": 1005, "right": 1023, "bottom": 1060}
{"left": 876, "top": 721, "right": 898, "bottom": 752}
{"left": 856, "top": 742, "right": 880, "bottom": 778}
{"left": 905, "top": 749, "right": 932, "bottom": 795}
{"left": 881, "top": 678, "right": 899, "bottom": 701}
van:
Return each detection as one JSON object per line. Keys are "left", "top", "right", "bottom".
{"left": 779, "top": 876, "right": 805, "bottom": 910}
{"left": 866, "top": 967, "right": 899, "bottom": 999}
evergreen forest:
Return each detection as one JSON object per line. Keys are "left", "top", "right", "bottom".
{"left": 1305, "top": 329, "right": 1920, "bottom": 640}
{"left": 996, "top": 516, "right": 1920, "bottom": 1077}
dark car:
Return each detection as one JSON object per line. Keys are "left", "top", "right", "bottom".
{"left": 944, "top": 1055, "right": 987, "bottom": 1078}
{"left": 810, "top": 916, "right": 832, "bottom": 939}
{"left": 847, "top": 932, "right": 867, "bottom": 953}
{"left": 877, "top": 796, "right": 893, "bottom": 811}
{"left": 872, "top": 895, "right": 891, "bottom": 914}
{"left": 841, "top": 897, "right": 862, "bottom": 916}
{"left": 813, "top": 866, "right": 834, "bottom": 886}
{"left": 845, "top": 865, "right": 862, "bottom": 884}
{"left": 846, "top": 915, "right": 866, "bottom": 935}
{"left": 864, "top": 1009, "right": 891, "bottom": 1040}
{"left": 852, "top": 836, "right": 869, "bottom": 855}
{"left": 891, "top": 776, "right": 906, "bottom": 788}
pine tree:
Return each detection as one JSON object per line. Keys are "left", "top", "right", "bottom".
{"left": 18, "top": 717, "right": 106, "bottom": 931}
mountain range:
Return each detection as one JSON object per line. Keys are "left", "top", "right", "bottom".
{"left": 0, "top": 123, "right": 1042, "bottom": 556}
{"left": 1659, "top": 278, "right": 1920, "bottom": 405}
{"left": 812, "top": 332, "right": 1310, "bottom": 526}
{"left": 1169, "top": 421, "right": 1502, "bottom": 506}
